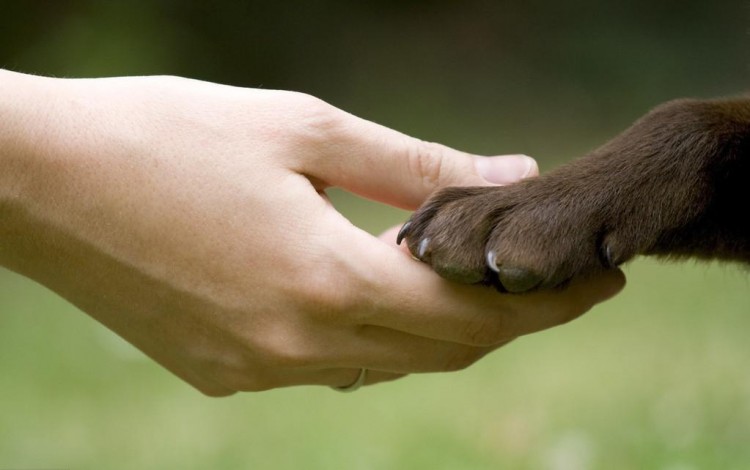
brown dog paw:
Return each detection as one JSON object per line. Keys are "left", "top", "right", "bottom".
{"left": 398, "top": 98, "right": 750, "bottom": 292}
{"left": 398, "top": 180, "right": 618, "bottom": 293}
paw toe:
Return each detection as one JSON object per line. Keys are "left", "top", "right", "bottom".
{"left": 496, "top": 266, "right": 543, "bottom": 293}
{"left": 432, "top": 262, "right": 487, "bottom": 284}
{"left": 599, "top": 234, "right": 637, "bottom": 268}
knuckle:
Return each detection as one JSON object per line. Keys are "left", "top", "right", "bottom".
{"left": 408, "top": 140, "right": 448, "bottom": 192}
{"left": 288, "top": 92, "right": 344, "bottom": 143}
{"left": 254, "top": 333, "right": 318, "bottom": 370}
{"left": 289, "top": 266, "right": 363, "bottom": 322}
{"left": 289, "top": 91, "right": 327, "bottom": 110}
{"left": 267, "top": 344, "right": 317, "bottom": 369}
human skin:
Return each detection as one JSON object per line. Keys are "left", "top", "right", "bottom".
{"left": 0, "top": 70, "right": 625, "bottom": 396}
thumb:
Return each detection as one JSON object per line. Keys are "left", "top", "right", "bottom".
{"left": 302, "top": 110, "right": 538, "bottom": 210}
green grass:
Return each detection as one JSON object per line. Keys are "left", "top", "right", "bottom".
{"left": 1, "top": 196, "right": 748, "bottom": 469}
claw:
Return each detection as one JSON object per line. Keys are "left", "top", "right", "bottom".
{"left": 601, "top": 244, "right": 616, "bottom": 268}
{"left": 396, "top": 221, "right": 412, "bottom": 245}
{"left": 486, "top": 250, "right": 500, "bottom": 272}
{"left": 417, "top": 238, "right": 431, "bottom": 259}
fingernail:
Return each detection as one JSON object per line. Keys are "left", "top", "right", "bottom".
{"left": 475, "top": 154, "right": 538, "bottom": 185}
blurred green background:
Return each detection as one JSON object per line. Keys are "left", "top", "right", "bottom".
{"left": 1, "top": 1, "right": 749, "bottom": 469}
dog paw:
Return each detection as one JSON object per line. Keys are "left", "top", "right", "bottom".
{"left": 398, "top": 99, "right": 738, "bottom": 292}
{"left": 398, "top": 179, "right": 625, "bottom": 293}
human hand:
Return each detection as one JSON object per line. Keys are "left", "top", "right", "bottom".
{"left": 0, "top": 71, "right": 625, "bottom": 395}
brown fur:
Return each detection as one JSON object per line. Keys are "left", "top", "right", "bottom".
{"left": 398, "top": 98, "right": 750, "bottom": 292}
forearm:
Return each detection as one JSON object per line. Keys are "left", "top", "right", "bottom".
{"left": 0, "top": 71, "right": 111, "bottom": 279}
{"left": 0, "top": 70, "right": 59, "bottom": 271}
{"left": 0, "top": 72, "right": 168, "bottom": 284}
{"left": 0, "top": 70, "right": 46, "bottom": 203}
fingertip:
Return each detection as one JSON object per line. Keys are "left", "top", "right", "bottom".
{"left": 546, "top": 269, "right": 626, "bottom": 324}
{"left": 599, "top": 268, "right": 627, "bottom": 300}
{"left": 573, "top": 269, "right": 626, "bottom": 304}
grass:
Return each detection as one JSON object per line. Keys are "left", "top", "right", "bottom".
{"left": 0, "top": 194, "right": 748, "bottom": 470}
